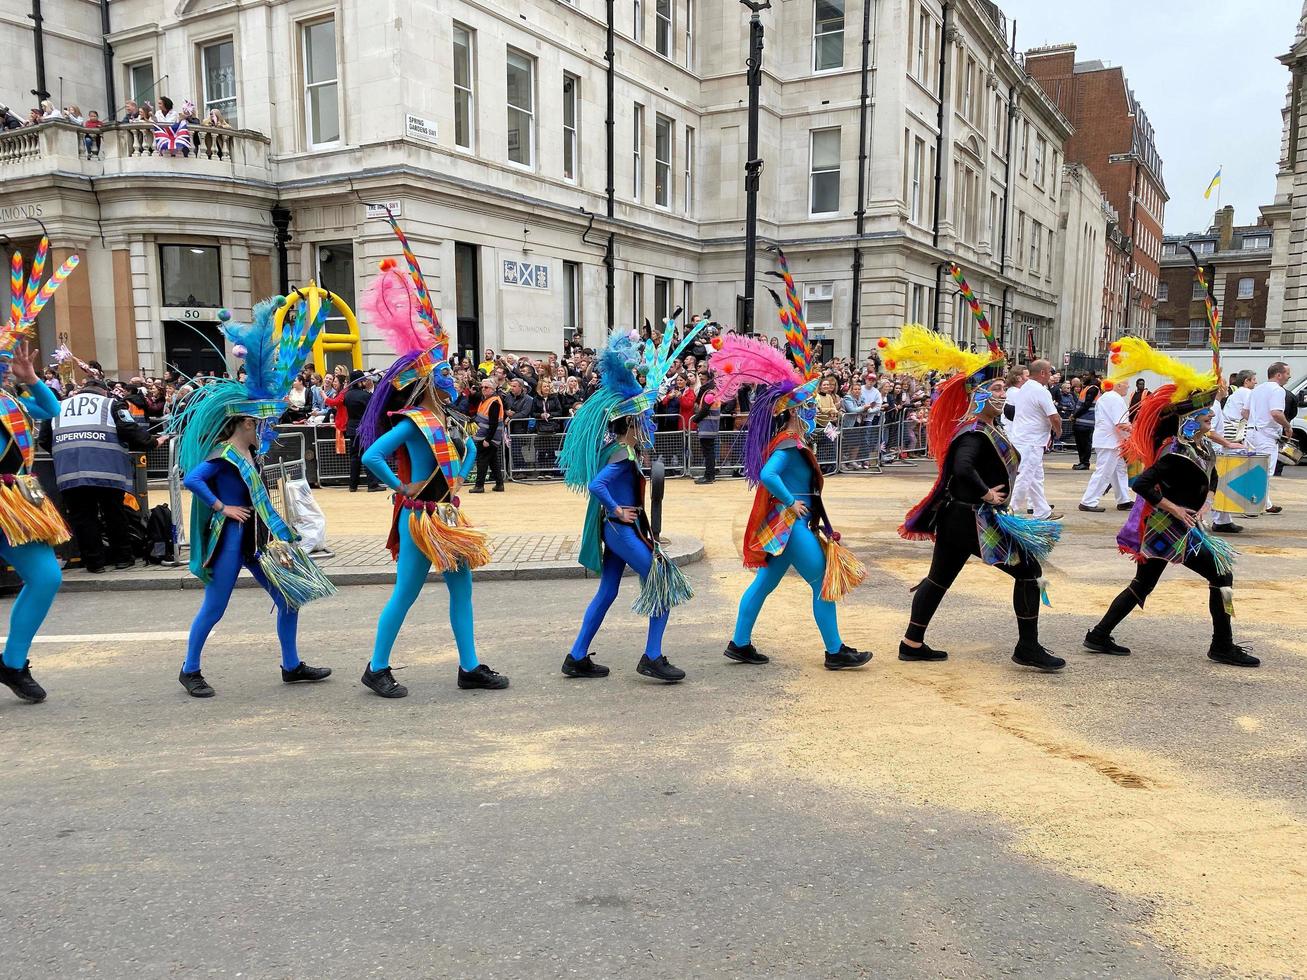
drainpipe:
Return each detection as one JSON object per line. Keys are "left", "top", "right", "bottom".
{"left": 604, "top": 0, "right": 616, "bottom": 331}
{"left": 271, "top": 206, "right": 292, "bottom": 296}
{"left": 29, "top": 0, "right": 49, "bottom": 99}
{"left": 931, "top": 0, "right": 951, "bottom": 331}
{"left": 849, "top": 0, "right": 874, "bottom": 359}
{"left": 100, "top": 0, "right": 115, "bottom": 116}
{"left": 997, "top": 82, "right": 1016, "bottom": 349}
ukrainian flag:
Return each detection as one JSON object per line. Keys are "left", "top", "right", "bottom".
{"left": 1204, "top": 167, "right": 1222, "bottom": 200}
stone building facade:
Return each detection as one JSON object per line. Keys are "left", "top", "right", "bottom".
{"left": 3, "top": 0, "right": 1095, "bottom": 376}
{"left": 1265, "top": 0, "right": 1307, "bottom": 348}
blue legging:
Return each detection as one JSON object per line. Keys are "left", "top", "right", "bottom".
{"left": 184, "top": 522, "right": 300, "bottom": 674}
{"left": 1, "top": 537, "right": 62, "bottom": 669}
{"left": 370, "top": 516, "right": 478, "bottom": 672}
{"left": 732, "top": 518, "right": 842, "bottom": 653}
{"left": 569, "top": 521, "right": 667, "bottom": 662}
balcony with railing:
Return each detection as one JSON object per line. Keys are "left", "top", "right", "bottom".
{"left": 0, "top": 120, "right": 273, "bottom": 185}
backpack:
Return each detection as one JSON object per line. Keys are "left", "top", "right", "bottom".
{"left": 144, "top": 503, "right": 175, "bottom": 564}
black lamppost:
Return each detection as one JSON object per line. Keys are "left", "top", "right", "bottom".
{"left": 740, "top": 0, "right": 770, "bottom": 335}
{"left": 271, "top": 206, "right": 292, "bottom": 295}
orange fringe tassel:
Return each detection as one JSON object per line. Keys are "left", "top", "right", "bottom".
{"left": 406, "top": 504, "right": 492, "bottom": 572}
{"left": 820, "top": 534, "right": 866, "bottom": 602}
{"left": 0, "top": 483, "right": 71, "bottom": 547}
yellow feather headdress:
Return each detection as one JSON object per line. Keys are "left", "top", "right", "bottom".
{"left": 877, "top": 324, "right": 1000, "bottom": 380}
{"left": 1105, "top": 337, "right": 1218, "bottom": 404}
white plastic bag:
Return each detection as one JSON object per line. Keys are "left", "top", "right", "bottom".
{"left": 284, "top": 478, "right": 328, "bottom": 552}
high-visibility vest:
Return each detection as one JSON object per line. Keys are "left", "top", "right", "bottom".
{"left": 51, "top": 392, "right": 135, "bottom": 491}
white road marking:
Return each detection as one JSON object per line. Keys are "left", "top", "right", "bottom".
{"left": 1, "top": 631, "right": 193, "bottom": 644}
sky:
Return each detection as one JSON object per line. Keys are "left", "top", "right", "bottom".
{"left": 998, "top": 0, "right": 1302, "bottom": 235}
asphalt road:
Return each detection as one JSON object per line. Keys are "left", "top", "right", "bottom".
{"left": 3, "top": 462, "right": 1304, "bottom": 978}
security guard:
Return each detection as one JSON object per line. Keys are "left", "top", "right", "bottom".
{"left": 48, "top": 377, "right": 157, "bottom": 573}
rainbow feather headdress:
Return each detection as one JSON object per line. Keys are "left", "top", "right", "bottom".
{"left": 5, "top": 237, "right": 80, "bottom": 375}
{"left": 364, "top": 211, "right": 449, "bottom": 390}
{"left": 1106, "top": 337, "right": 1220, "bottom": 466}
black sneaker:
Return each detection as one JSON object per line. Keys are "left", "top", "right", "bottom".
{"left": 1207, "top": 643, "right": 1260, "bottom": 667}
{"left": 1083, "top": 629, "right": 1130, "bottom": 656}
{"left": 694, "top": 477, "right": 715, "bottom": 485}
{"left": 1012, "top": 642, "right": 1066, "bottom": 672}
{"left": 824, "top": 645, "right": 872, "bottom": 670}
{"left": 282, "top": 662, "right": 332, "bottom": 683}
{"left": 1211, "top": 522, "right": 1243, "bottom": 534}
{"left": 114, "top": 560, "right": 135, "bottom": 570}
{"left": 562, "top": 653, "right": 610, "bottom": 678}
{"left": 898, "top": 641, "right": 947, "bottom": 662}
{"left": 469, "top": 486, "right": 486, "bottom": 493}
{"left": 723, "top": 641, "right": 769, "bottom": 664}
{"left": 491, "top": 485, "right": 505, "bottom": 492}
{"left": 1116, "top": 502, "right": 1135, "bottom": 511}
{"left": 362, "top": 665, "right": 408, "bottom": 698}
{"left": 458, "top": 664, "right": 510, "bottom": 689}
{"left": 1077, "top": 504, "right": 1105, "bottom": 513}
{"left": 179, "top": 669, "right": 215, "bottom": 698}
{"left": 0, "top": 661, "right": 47, "bottom": 703}
{"left": 637, "top": 654, "right": 686, "bottom": 682}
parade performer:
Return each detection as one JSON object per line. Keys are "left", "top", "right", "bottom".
{"left": 358, "top": 215, "right": 507, "bottom": 698}
{"left": 887, "top": 267, "right": 1065, "bottom": 672}
{"left": 712, "top": 252, "right": 869, "bottom": 670}
{"left": 1085, "top": 338, "right": 1257, "bottom": 667}
{"left": 0, "top": 240, "right": 78, "bottom": 704}
{"left": 169, "top": 297, "right": 338, "bottom": 698}
{"left": 558, "top": 319, "right": 702, "bottom": 682}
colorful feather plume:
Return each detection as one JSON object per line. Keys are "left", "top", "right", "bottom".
{"left": 765, "top": 247, "right": 818, "bottom": 381}
{"left": 363, "top": 261, "right": 440, "bottom": 360}
{"left": 1106, "top": 337, "right": 1217, "bottom": 405}
{"left": 709, "top": 333, "right": 799, "bottom": 401}
{"left": 221, "top": 300, "right": 282, "bottom": 401}
{"left": 877, "top": 324, "right": 996, "bottom": 380}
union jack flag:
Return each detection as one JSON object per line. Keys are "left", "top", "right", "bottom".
{"left": 152, "top": 121, "right": 191, "bottom": 156}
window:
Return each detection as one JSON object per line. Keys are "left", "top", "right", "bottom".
{"left": 803, "top": 282, "right": 834, "bottom": 331}
{"left": 1158, "top": 281, "right": 1169, "bottom": 302}
{"left": 201, "top": 40, "right": 238, "bottom": 126}
{"left": 1193, "top": 240, "right": 1215, "bottom": 255}
{"left": 631, "top": 272, "right": 644, "bottom": 328}
{"left": 632, "top": 0, "right": 643, "bottom": 42}
{"left": 1021, "top": 122, "right": 1030, "bottom": 173}
{"left": 682, "top": 281, "right": 693, "bottom": 321}
{"left": 992, "top": 93, "right": 1004, "bottom": 149}
{"left": 809, "top": 128, "right": 841, "bottom": 215}
{"left": 909, "top": 283, "right": 925, "bottom": 324}
{"left": 962, "top": 56, "right": 975, "bottom": 121}
{"left": 1156, "top": 320, "right": 1172, "bottom": 344}
{"left": 1243, "top": 235, "right": 1270, "bottom": 250}
{"left": 684, "top": 0, "right": 694, "bottom": 67}
{"left": 1034, "top": 135, "right": 1046, "bottom": 185}
{"left": 1047, "top": 228, "right": 1054, "bottom": 278}
{"left": 1031, "top": 219, "right": 1041, "bottom": 269}
{"left": 1162, "top": 242, "right": 1176, "bottom": 256}
{"left": 160, "top": 245, "right": 222, "bottom": 308}
{"left": 506, "top": 48, "right": 535, "bottom": 166}
{"left": 302, "top": 18, "right": 340, "bottom": 147}
{"left": 656, "top": 0, "right": 673, "bottom": 57}
{"left": 814, "top": 0, "right": 845, "bottom": 72}
{"left": 453, "top": 26, "right": 474, "bottom": 150}
{"left": 915, "top": 11, "right": 930, "bottom": 82}
{"left": 1238, "top": 277, "right": 1254, "bottom": 299}
{"left": 1188, "top": 319, "right": 1205, "bottom": 345}
{"left": 127, "top": 61, "right": 155, "bottom": 104}
{"left": 1015, "top": 212, "right": 1025, "bottom": 268}
{"left": 317, "top": 243, "right": 355, "bottom": 338}
{"left": 654, "top": 276, "right": 672, "bottom": 324}
{"left": 1234, "top": 317, "right": 1251, "bottom": 343}
{"left": 989, "top": 192, "right": 1000, "bottom": 258}
{"left": 684, "top": 125, "right": 695, "bottom": 214}
{"left": 909, "top": 136, "right": 924, "bottom": 223}
{"left": 563, "top": 261, "right": 581, "bottom": 344}
{"left": 655, "top": 114, "right": 673, "bottom": 208}
{"left": 562, "top": 74, "right": 579, "bottom": 181}
{"left": 1192, "top": 280, "right": 1207, "bottom": 300}
{"left": 632, "top": 104, "right": 644, "bottom": 200}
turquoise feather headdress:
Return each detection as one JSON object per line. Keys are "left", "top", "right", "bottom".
{"left": 219, "top": 294, "right": 330, "bottom": 418}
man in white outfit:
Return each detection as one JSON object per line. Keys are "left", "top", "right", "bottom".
{"left": 1077, "top": 381, "right": 1133, "bottom": 512}
{"left": 1211, "top": 371, "right": 1255, "bottom": 533}
{"left": 1246, "top": 361, "right": 1292, "bottom": 514}
{"left": 1009, "top": 359, "right": 1062, "bottom": 520}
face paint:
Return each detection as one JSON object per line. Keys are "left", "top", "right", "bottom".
{"left": 639, "top": 410, "right": 656, "bottom": 449}
{"left": 798, "top": 401, "right": 818, "bottom": 436}
{"left": 431, "top": 361, "right": 458, "bottom": 402}
{"left": 256, "top": 417, "right": 278, "bottom": 455}
{"left": 968, "top": 380, "right": 1004, "bottom": 419}
{"left": 1180, "top": 407, "right": 1212, "bottom": 442}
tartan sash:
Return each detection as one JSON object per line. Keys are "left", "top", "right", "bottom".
{"left": 744, "top": 434, "right": 825, "bottom": 564}
{"left": 396, "top": 408, "right": 460, "bottom": 483}
{"left": 218, "top": 445, "right": 293, "bottom": 543}
{"left": 0, "top": 392, "right": 34, "bottom": 472}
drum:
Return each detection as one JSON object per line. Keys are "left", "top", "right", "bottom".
{"left": 1214, "top": 452, "right": 1272, "bottom": 514}
{"left": 1279, "top": 441, "right": 1303, "bottom": 468}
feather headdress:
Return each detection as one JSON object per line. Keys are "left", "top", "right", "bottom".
{"left": 558, "top": 326, "right": 644, "bottom": 494}
{"left": 4, "top": 237, "right": 80, "bottom": 373}
{"left": 364, "top": 210, "right": 450, "bottom": 388}
{"left": 1106, "top": 338, "right": 1220, "bottom": 467}
{"left": 218, "top": 295, "right": 330, "bottom": 418}
{"left": 1105, "top": 337, "right": 1218, "bottom": 406}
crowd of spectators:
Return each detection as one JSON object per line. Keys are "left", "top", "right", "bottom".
{"left": 0, "top": 93, "right": 231, "bottom": 157}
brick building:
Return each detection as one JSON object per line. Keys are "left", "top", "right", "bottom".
{"left": 1025, "top": 43, "right": 1167, "bottom": 350}
{"left": 1155, "top": 207, "right": 1273, "bottom": 350}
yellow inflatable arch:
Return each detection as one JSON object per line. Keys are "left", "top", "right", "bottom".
{"left": 273, "top": 280, "right": 363, "bottom": 374}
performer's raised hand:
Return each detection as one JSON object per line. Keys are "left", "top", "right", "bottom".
{"left": 9, "top": 342, "right": 39, "bottom": 385}
{"left": 983, "top": 486, "right": 1008, "bottom": 506}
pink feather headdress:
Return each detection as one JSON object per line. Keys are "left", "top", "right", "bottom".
{"left": 363, "top": 258, "right": 442, "bottom": 360}
{"left": 709, "top": 334, "right": 800, "bottom": 401}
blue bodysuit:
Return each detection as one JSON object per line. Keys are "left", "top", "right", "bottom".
{"left": 362, "top": 417, "right": 480, "bottom": 672}
{"left": 731, "top": 446, "right": 843, "bottom": 653}
{"left": 568, "top": 453, "right": 667, "bottom": 662}
{"left": 182, "top": 456, "right": 302, "bottom": 673}
{"left": 1, "top": 380, "right": 65, "bottom": 671}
